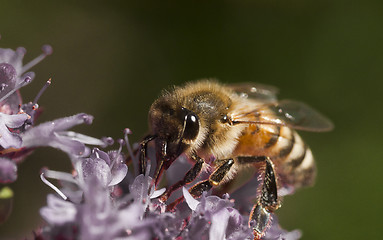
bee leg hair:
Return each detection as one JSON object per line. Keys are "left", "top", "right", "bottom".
{"left": 249, "top": 157, "right": 280, "bottom": 239}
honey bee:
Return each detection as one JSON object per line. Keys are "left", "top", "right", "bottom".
{"left": 139, "top": 80, "right": 333, "bottom": 239}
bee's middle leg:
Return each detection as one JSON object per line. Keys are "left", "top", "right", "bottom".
{"left": 189, "top": 158, "right": 235, "bottom": 198}
{"left": 160, "top": 154, "right": 204, "bottom": 202}
{"left": 166, "top": 157, "right": 235, "bottom": 210}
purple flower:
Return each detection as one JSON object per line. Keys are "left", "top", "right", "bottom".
{"left": 0, "top": 44, "right": 52, "bottom": 82}
{"left": 36, "top": 130, "right": 303, "bottom": 240}
{"left": 182, "top": 189, "right": 253, "bottom": 240}
{"left": 41, "top": 146, "right": 125, "bottom": 202}
{"left": 75, "top": 148, "right": 128, "bottom": 189}
{"left": 39, "top": 145, "right": 145, "bottom": 240}
{"left": 0, "top": 63, "right": 20, "bottom": 113}
{"left": 79, "top": 176, "right": 127, "bottom": 240}
{"left": 0, "top": 45, "right": 52, "bottom": 112}
{"left": 262, "top": 216, "right": 302, "bottom": 240}
{"left": 0, "top": 112, "right": 29, "bottom": 149}
{"left": 40, "top": 194, "right": 77, "bottom": 225}
{"left": 0, "top": 43, "right": 110, "bottom": 185}
{"left": 39, "top": 145, "right": 302, "bottom": 240}
{"left": 39, "top": 140, "right": 170, "bottom": 240}
{"left": 21, "top": 114, "right": 107, "bottom": 157}
{"left": 0, "top": 157, "right": 17, "bottom": 183}
{"left": 181, "top": 188, "right": 301, "bottom": 240}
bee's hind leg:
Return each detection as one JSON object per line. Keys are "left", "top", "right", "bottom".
{"left": 249, "top": 157, "right": 281, "bottom": 240}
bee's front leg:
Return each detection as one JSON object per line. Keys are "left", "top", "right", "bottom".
{"left": 249, "top": 157, "right": 280, "bottom": 239}
{"left": 138, "top": 135, "right": 156, "bottom": 174}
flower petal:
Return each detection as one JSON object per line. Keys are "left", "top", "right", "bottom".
{"left": 49, "top": 133, "right": 87, "bottom": 156}
{"left": 0, "top": 158, "right": 17, "bottom": 183}
{"left": 150, "top": 188, "right": 166, "bottom": 199}
{"left": 0, "top": 113, "right": 28, "bottom": 149}
{"left": 40, "top": 194, "right": 76, "bottom": 225}
{"left": 183, "top": 187, "right": 199, "bottom": 211}
{"left": 263, "top": 215, "right": 302, "bottom": 240}
{"left": 91, "top": 148, "right": 110, "bottom": 165}
{"left": 60, "top": 131, "right": 106, "bottom": 147}
{"left": 209, "top": 208, "right": 230, "bottom": 240}
{"left": 108, "top": 151, "right": 128, "bottom": 186}
{"left": 0, "top": 47, "right": 24, "bottom": 74}
{"left": 0, "top": 63, "right": 17, "bottom": 88}
{"left": 1, "top": 113, "right": 29, "bottom": 128}
{"left": 20, "top": 113, "right": 103, "bottom": 156}
{"left": 50, "top": 113, "right": 93, "bottom": 131}
{"left": 77, "top": 157, "right": 111, "bottom": 187}
{"left": 108, "top": 163, "right": 127, "bottom": 187}
{"left": 129, "top": 174, "right": 152, "bottom": 203}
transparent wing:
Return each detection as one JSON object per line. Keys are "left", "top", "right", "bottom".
{"left": 228, "top": 83, "right": 279, "bottom": 103}
{"left": 231, "top": 99, "right": 334, "bottom": 132}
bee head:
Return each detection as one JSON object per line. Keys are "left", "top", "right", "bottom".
{"left": 149, "top": 96, "right": 201, "bottom": 164}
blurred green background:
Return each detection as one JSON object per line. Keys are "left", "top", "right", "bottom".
{"left": 0, "top": 0, "right": 382, "bottom": 239}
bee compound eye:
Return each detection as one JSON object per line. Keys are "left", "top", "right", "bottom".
{"left": 183, "top": 113, "right": 199, "bottom": 140}
{"left": 221, "top": 115, "right": 228, "bottom": 123}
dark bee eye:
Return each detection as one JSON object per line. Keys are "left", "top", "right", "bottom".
{"left": 181, "top": 108, "right": 199, "bottom": 140}
{"left": 221, "top": 115, "right": 229, "bottom": 123}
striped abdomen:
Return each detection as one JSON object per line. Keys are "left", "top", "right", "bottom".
{"left": 234, "top": 123, "right": 316, "bottom": 189}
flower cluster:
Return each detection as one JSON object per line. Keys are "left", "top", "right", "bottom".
{"left": 36, "top": 131, "right": 301, "bottom": 240}
{"left": 0, "top": 44, "right": 110, "bottom": 185}
{"left": 0, "top": 41, "right": 302, "bottom": 240}
{"left": 0, "top": 42, "right": 111, "bottom": 224}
